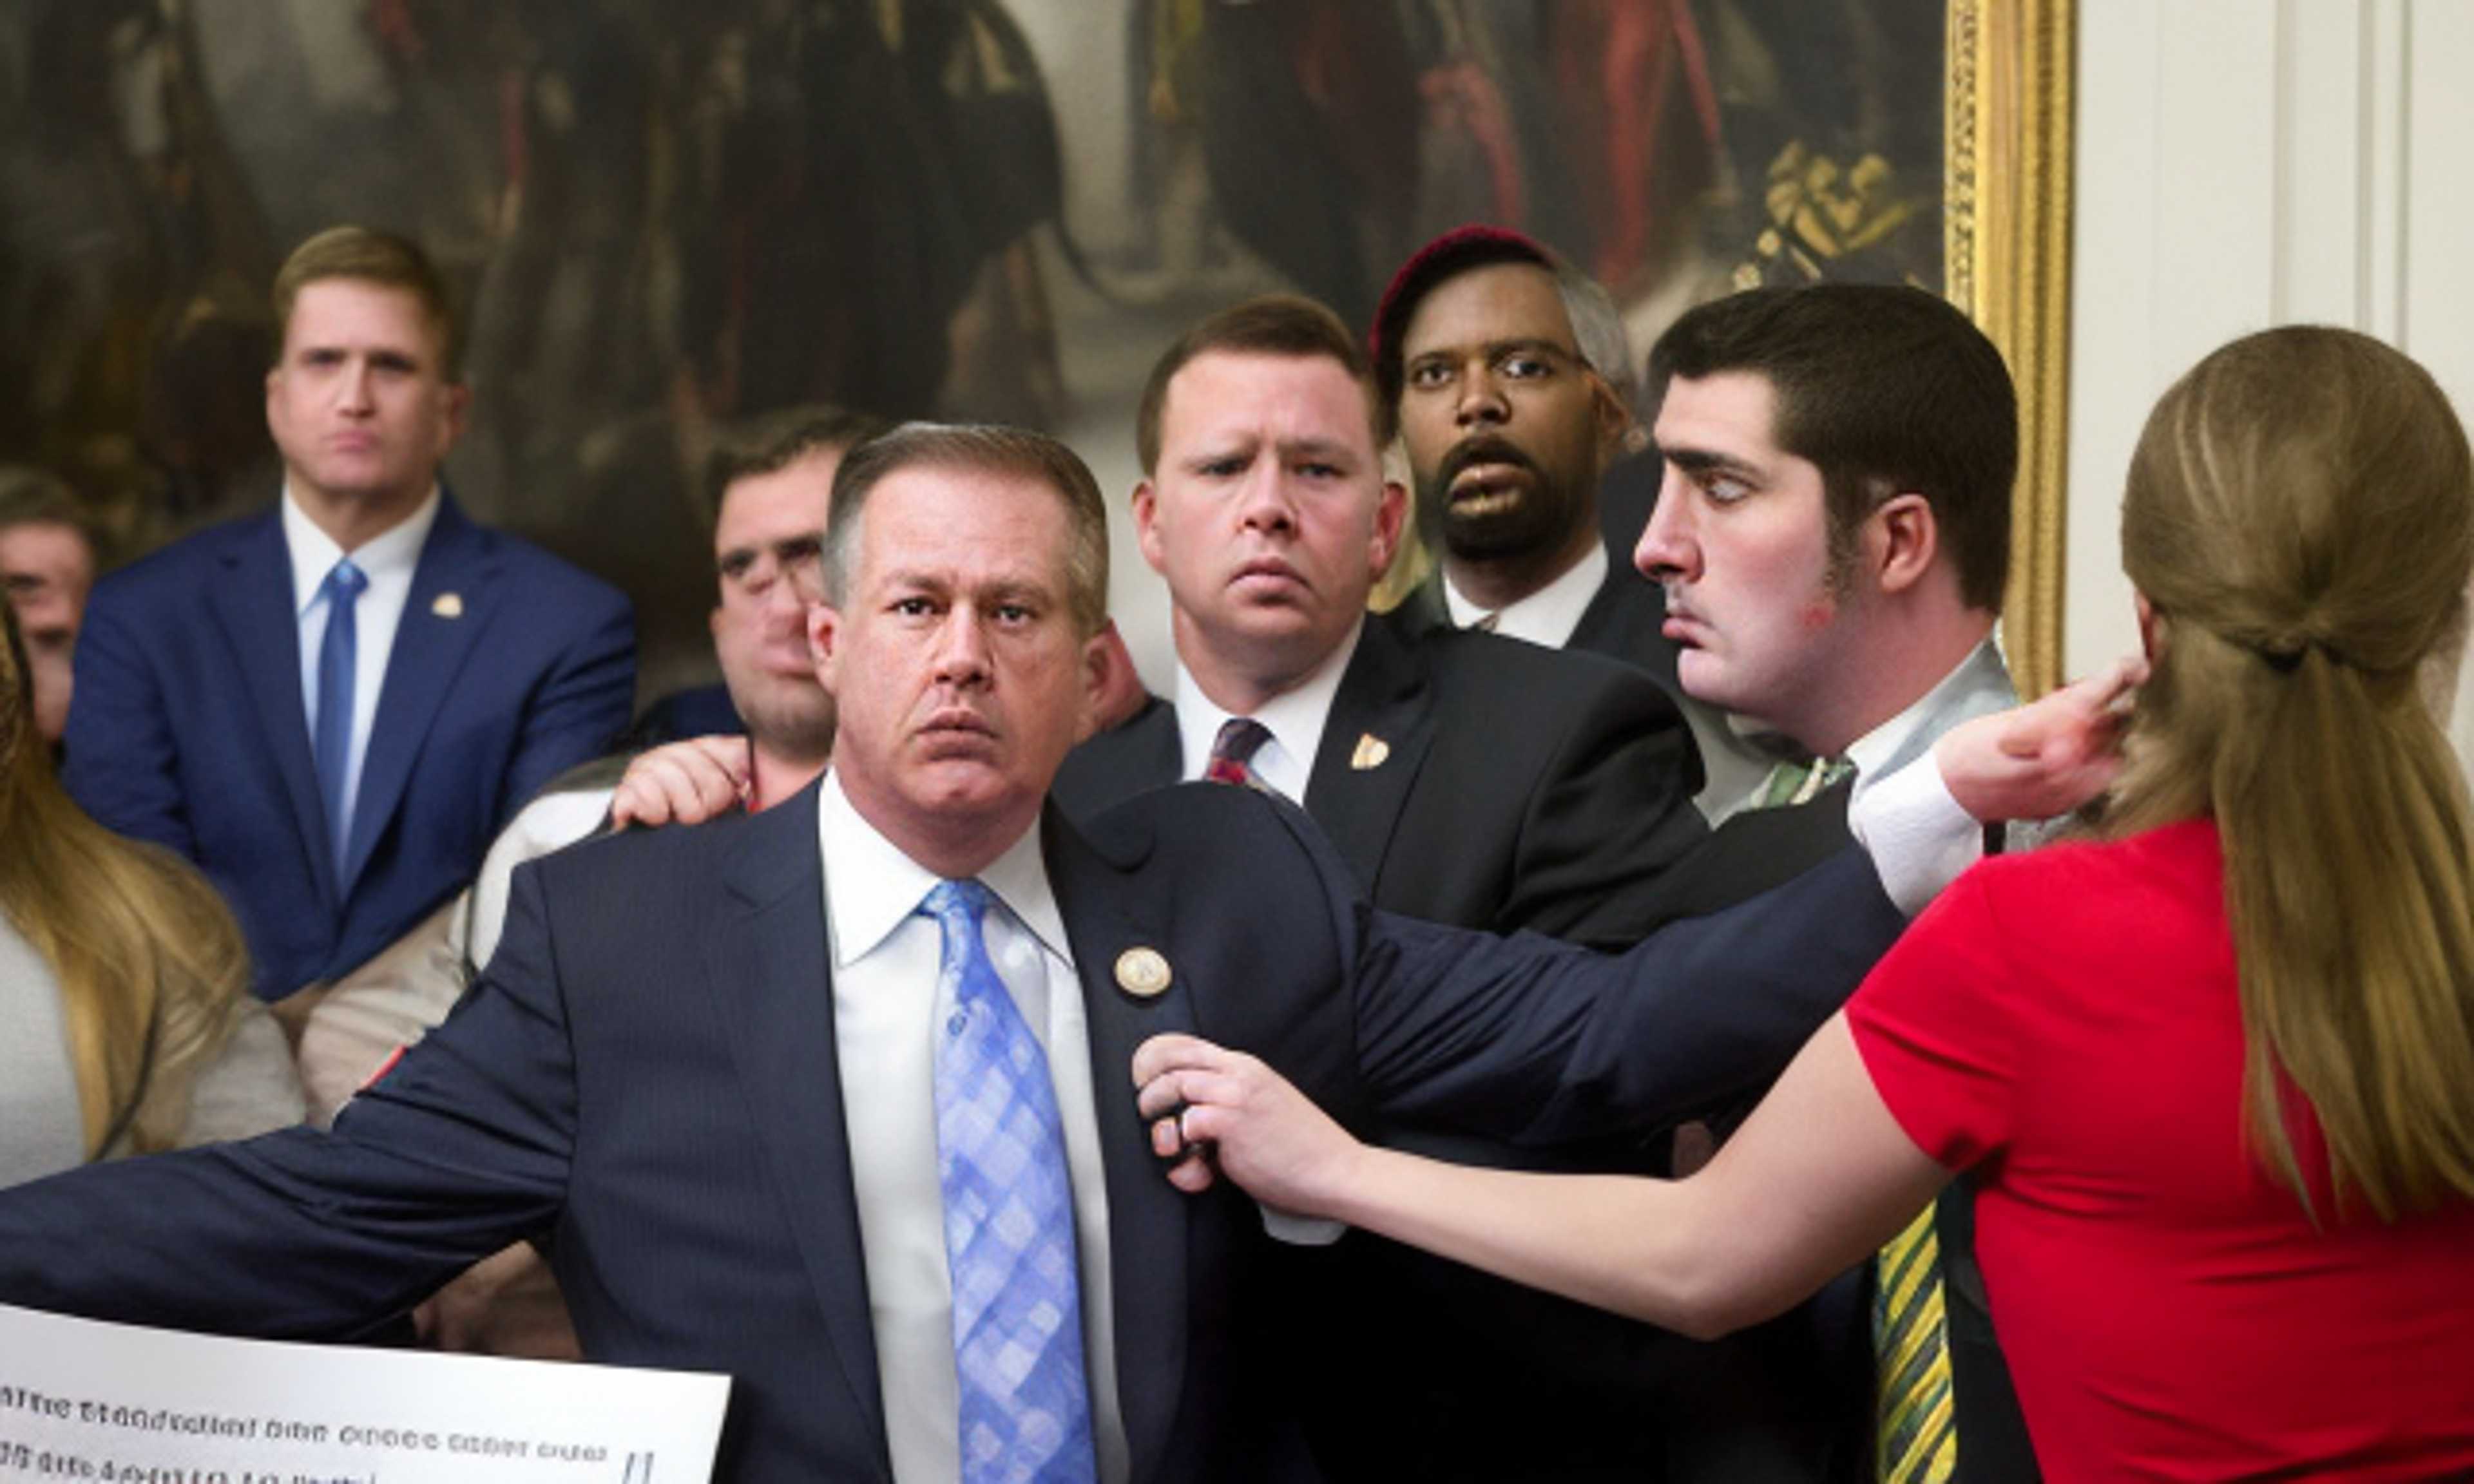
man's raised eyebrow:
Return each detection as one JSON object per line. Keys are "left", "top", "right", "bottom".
{"left": 1662, "top": 446, "right": 1763, "bottom": 480}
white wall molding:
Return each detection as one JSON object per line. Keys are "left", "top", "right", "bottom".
{"left": 2071, "top": 0, "right": 2474, "bottom": 760}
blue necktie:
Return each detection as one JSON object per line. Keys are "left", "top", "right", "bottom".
{"left": 919, "top": 879, "right": 1098, "bottom": 1484}
{"left": 313, "top": 558, "right": 369, "bottom": 879}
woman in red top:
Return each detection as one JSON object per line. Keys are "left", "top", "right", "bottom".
{"left": 1135, "top": 327, "right": 2474, "bottom": 1479}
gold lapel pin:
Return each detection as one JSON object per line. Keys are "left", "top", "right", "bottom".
{"left": 1350, "top": 733, "right": 1390, "bottom": 771}
{"left": 431, "top": 593, "right": 465, "bottom": 619}
{"left": 1114, "top": 947, "right": 1173, "bottom": 999}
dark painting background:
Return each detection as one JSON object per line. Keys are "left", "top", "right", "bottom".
{"left": 0, "top": 0, "right": 1944, "bottom": 696}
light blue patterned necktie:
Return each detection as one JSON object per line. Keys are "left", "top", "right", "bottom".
{"left": 312, "top": 557, "right": 369, "bottom": 878}
{"left": 919, "top": 879, "right": 1098, "bottom": 1484}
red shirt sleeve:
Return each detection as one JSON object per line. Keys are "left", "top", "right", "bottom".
{"left": 1846, "top": 865, "right": 2024, "bottom": 1173}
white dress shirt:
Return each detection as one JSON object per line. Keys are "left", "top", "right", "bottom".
{"left": 819, "top": 772, "right": 1129, "bottom": 1484}
{"left": 1171, "top": 616, "right": 1363, "bottom": 799}
{"left": 1845, "top": 640, "right": 2015, "bottom": 915}
{"left": 1439, "top": 542, "right": 1609, "bottom": 648}
{"left": 285, "top": 486, "right": 441, "bottom": 832}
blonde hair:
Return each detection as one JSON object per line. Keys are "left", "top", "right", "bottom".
{"left": 2109, "top": 326, "right": 2474, "bottom": 1221}
{"left": 271, "top": 225, "right": 459, "bottom": 374}
{"left": 0, "top": 609, "right": 252, "bottom": 1156}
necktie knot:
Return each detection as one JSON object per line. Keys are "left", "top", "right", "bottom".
{"left": 921, "top": 877, "right": 996, "bottom": 933}
{"left": 1756, "top": 754, "right": 1856, "bottom": 810}
{"left": 1205, "top": 716, "right": 1272, "bottom": 786}
{"left": 324, "top": 558, "right": 369, "bottom": 604}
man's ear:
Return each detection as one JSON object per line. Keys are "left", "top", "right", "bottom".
{"left": 1370, "top": 479, "right": 1408, "bottom": 576}
{"left": 437, "top": 382, "right": 473, "bottom": 452}
{"left": 1133, "top": 479, "right": 1169, "bottom": 575}
{"left": 1872, "top": 493, "right": 1940, "bottom": 596}
{"left": 808, "top": 600, "right": 843, "bottom": 695}
{"left": 1075, "top": 628, "right": 1112, "bottom": 741}
{"left": 1589, "top": 374, "right": 1635, "bottom": 459}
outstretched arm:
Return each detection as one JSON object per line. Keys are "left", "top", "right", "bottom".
{"left": 1134, "top": 1013, "right": 1948, "bottom": 1339}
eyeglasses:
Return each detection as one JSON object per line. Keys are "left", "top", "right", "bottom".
{"left": 716, "top": 536, "right": 825, "bottom": 602}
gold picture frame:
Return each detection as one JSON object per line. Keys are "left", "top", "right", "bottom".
{"left": 1947, "top": 0, "right": 2075, "bottom": 698}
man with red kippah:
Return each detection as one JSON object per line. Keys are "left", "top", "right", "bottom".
{"left": 1374, "top": 225, "right": 1775, "bottom": 811}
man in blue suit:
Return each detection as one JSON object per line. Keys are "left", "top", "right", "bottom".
{"left": 0, "top": 424, "right": 1912, "bottom": 1484}
{"left": 62, "top": 225, "right": 635, "bottom": 1000}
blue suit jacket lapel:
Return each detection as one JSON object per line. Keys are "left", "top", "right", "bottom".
{"left": 208, "top": 510, "right": 336, "bottom": 909}
{"left": 1044, "top": 805, "right": 1196, "bottom": 1484}
{"left": 703, "top": 785, "right": 893, "bottom": 1474}
{"left": 344, "top": 495, "right": 498, "bottom": 891}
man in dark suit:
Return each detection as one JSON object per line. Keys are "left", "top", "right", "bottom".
{"left": 1371, "top": 224, "right": 1776, "bottom": 810}
{"left": 61, "top": 225, "right": 635, "bottom": 1002}
{"left": 1051, "top": 295, "right": 1706, "bottom": 946}
{"left": 1636, "top": 284, "right": 2059, "bottom": 1483}
{"left": 0, "top": 423, "right": 1909, "bottom": 1484}
{"left": 1050, "top": 294, "right": 1878, "bottom": 1481}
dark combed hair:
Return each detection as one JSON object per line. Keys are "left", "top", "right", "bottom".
{"left": 1647, "top": 284, "right": 2018, "bottom": 612}
{"left": 701, "top": 404, "right": 891, "bottom": 527}
{"left": 825, "top": 423, "right": 1111, "bottom": 638}
{"left": 271, "top": 224, "right": 462, "bottom": 375}
{"left": 1136, "top": 295, "right": 1389, "bottom": 473}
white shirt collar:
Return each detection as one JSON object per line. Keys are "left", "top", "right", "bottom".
{"left": 1845, "top": 638, "right": 2003, "bottom": 790}
{"left": 1171, "top": 614, "right": 1365, "bottom": 799}
{"left": 282, "top": 483, "right": 442, "bottom": 616}
{"left": 818, "top": 768, "right": 1069, "bottom": 971}
{"left": 1440, "top": 542, "right": 1608, "bottom": 648}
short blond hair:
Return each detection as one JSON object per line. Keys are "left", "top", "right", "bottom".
{"left": 271, "top": 225, "right": 459, "bottom": 374}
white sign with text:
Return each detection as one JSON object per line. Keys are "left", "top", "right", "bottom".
{"left": 0, "top": 1304, "right": 728, "bottom": 1484}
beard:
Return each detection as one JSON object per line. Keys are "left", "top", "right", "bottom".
{"left": 1417, "top": 434, "right": 1587, "bottom": 562}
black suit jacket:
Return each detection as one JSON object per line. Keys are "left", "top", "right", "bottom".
{"left": 1391, "top": 445, "right": 1683, "bottom": 698}
{"left": 1055, "top": 609, "right": 1712, "bottom": 947}
{"left": 0, "top": 779, "right": 1904, "bottom": 1484}
{"left": 1055, "top": 613, "right": 1883, "bottom": 1481}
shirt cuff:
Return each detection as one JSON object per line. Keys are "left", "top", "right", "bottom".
{"left": 1258, "top": 1204, "right": 1347, "bottom": 1246}
{"left": 1849, "top": 755, "right": 1983, "bottom": 917}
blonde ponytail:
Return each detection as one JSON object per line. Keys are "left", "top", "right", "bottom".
{"left": 2109, "top": 327, "right": 2474, "bottom": 1221}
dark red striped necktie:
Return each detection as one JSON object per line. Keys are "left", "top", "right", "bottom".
{"left": 1204, "top": 716, "right": 1273, "bottom": 788}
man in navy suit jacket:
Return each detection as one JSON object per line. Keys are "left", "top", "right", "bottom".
{"left": 62, "top": 226, "right": 633, "bottom": 1000}
{"left": 0, "top": 424, "right": 1907, "bottom": 1484}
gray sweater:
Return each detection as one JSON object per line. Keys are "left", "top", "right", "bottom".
{"left": 1, "top": 915, "right": 304, "bottom": 1188}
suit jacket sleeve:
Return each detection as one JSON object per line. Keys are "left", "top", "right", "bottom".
{"left": 1349, "top": 842, "right": 1908, "bottom": 1143}
{"left": 60, "top": 585, "right": 197, "bottom": 861}
{"left": 496, "top": 585, "right": 635, "bottom": 819}
{"left": 0, "top": 864, "right": 579, "bottom": 1338}
{"left": 1491, "top": 670, "right": 1707, "bottom": 947}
